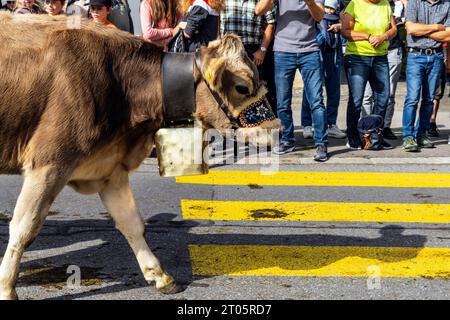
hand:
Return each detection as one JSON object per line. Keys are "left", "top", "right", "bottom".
{"left": 435, "top": 24, "right": 446, "bottom": 32}
{"left": 178, "top": 21, "right": 187, "bottom": 29}
{"left": 368, "top": 35, "right": 386, "bottom": 48}
{"left": 253, "top": 49, "right": 266, "bottom": 66}
{"left": 171, "top": 26, "right": 180, "bottom": 36}
{"left": 328, "top": 23, "right": 341, "bottom": 33}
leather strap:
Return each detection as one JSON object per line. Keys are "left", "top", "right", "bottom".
{"left": 194, "top": 51, "right": 239, "bottom": 129}
{"left": 162, "top": 52, "right": 196, "bottom": 126}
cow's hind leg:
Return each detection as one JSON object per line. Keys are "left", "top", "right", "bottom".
{"left": 99, "top": 167, "right": 180, "bottom": 294}
{"left": 0, "top": 166, "right": 68, "bottom": 300}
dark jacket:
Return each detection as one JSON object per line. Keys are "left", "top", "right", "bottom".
{"left": 168, "top": 0, "right": 219, "bottom": 53}
{"left": 316, "top": 13, "right": 341, "bottom": 51}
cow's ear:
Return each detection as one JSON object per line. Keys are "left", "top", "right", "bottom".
{"left": 204, "top": 57, "right": 226, "bottom": 91}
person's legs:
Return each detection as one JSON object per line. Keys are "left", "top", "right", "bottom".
{"left": 369, "top": 55, "right": 390, "bottom": 121}
{"left": 431, "top": 99, "right": 441, "bottom": 123}
{"left": 362, "top": 83, "right": 373, "bottom": 117}
{"left": 300, "top": 91, "right": 314, "bottom": 139}
{"left": 323, "top": 49, "right": 346, "bottom": 139}
{"left": 322, "top": 50, "right": 341, "bottom": 126}
{"left": 299, "top": 51, "right": 328, "bottom": 147}
{"left": 429, "top": 59, "right": 445, "bottom": 136}
{"left": 385, "top": 47, "right": 403, "bottom": 129}
{"left": 368, "top": 54, "right": 391, "bottom": 149}
{"left": 416, "top": 52, "right": 444, "bottom": 142}
{"left": 344, "top": 54, "right": 371, "bottom": 146}
{"left": 274, "top": 51, "right": 298, "bottom": 147}
{"left": 301, "top": 90, "right": 313, "bottom": 127}
{"left": 402, "top": 52, "right": 425, "bottom": 141}
{"left": 262, "top": 41, "right": 277, "bottom": 113}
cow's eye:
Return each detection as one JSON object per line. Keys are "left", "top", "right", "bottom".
{"left": 235, "top": 85, "right": 250, "bottom": 95}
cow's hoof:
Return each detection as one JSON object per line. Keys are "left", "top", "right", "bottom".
{"left": 144, "top": 266, "right": 183, "bottom": 294}
{"left": 157, "top": 280, "right": 183, "bottom": 295}
{"left": 0, "top": 289, "right": 18, "bottom": 300}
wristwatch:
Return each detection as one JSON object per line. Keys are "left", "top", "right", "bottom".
{"left": 260, "top": 46, "right": 267, "bottom": 53}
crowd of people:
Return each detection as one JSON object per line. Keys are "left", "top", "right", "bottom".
{"left": 1, "top": 0, "right": 449, "bottom": 162}
{"left": 0, "top": 0, "right": 123, "bottom": 27}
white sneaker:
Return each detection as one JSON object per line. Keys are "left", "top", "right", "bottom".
{"left": 303, "top": 126, "right": 313, "bottom": 139}
{"left": 328, "top": 125, "right": 347, "bottom": 139}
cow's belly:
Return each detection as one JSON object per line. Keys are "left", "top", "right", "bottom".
{"left": 70, "top": 139, "right": 127, "bottom": 182}
{"left": 68, "top": 134, "right": 154, "bottom": 194}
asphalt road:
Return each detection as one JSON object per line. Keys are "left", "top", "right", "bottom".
{"left": 1, "top": 161, "right": 450, "bottom": 300}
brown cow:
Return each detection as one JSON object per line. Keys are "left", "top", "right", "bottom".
{"left": 0, "top": 12, "right": 280, "bottom": 300}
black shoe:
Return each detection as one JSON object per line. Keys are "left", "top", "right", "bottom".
{"left": 314, "top": 145, "right": 328, "bottom": 162}
{"left": 272, "top": 143, "right": 295, "bottom": 155}
{"left": 381, "top": 140, "right": 394, "bottom": 150}
{"left": 429, "top": 122, "right": 440, "bottom": 137}
{"left": 346, "top": 136, "right": 363, "bottom": 150}
{"left": 383, "top": 127, "right": 397, "bottom": 140}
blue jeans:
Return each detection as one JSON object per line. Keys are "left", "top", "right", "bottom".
{"left": 402, "top": 51, "right": 444, "bottom": 138}
{"left": 274, "top": 51, "right": 328, "bottom": 145}
{"left": 302, "top": 49, "right": 342, "bottom": 127}
{"left": 344, "top": 54, "right": 390, "bottom": 139}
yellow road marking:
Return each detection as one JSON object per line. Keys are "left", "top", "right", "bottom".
{"left": 189, "top": 245, "right": 450, "bottom": 278}
{"left": 181, "top": 200, "right": 450, "bottom": 224}
{"left": 176, "top": 171, "right": 450, "bottom": 188}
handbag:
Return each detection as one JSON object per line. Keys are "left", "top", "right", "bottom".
{"left": 357, "top": 115, "right": 385, "bottom": 150}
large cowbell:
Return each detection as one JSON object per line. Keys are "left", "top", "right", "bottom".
{"left": 155, "top": 123, "right": 208, "bottom": 177}
{"left": 156, "top": 52, "right": 209, "bottom": 177}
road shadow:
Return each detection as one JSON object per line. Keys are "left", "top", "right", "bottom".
{"left": 0, "top": 213, "right": 427, "bottom": 300}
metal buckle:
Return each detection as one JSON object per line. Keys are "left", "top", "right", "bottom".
{"left": 424, "top": 48, "right": 434, "bottom": 55}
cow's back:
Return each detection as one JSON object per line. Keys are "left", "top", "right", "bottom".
{"left": 0, "top": 12, "right": 163, "bottom": 174}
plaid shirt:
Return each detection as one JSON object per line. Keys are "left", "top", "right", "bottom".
{"left": 220, "top": 0, "right": 276, "bottom": 46}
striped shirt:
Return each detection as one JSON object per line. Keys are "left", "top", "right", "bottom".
{"left": 220, "top": 0, "right": 275, "bottom": 46}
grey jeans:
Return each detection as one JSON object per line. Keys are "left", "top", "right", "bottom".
{"left": 362, "top": 47, "right": 403, "bottom": 128}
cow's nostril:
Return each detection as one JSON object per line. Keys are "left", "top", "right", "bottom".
{"left": 235, "top": 85, "right": 250, "bottom": 95}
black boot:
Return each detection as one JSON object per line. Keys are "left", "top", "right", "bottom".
{"left": 429, "top": 122, "right": 440, "bottom": 137}
{"left": 383, "top": 127, "right": 397, "bottom": 140}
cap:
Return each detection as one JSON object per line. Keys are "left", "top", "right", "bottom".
{"left": 324, "top": 0, "right": 338, "bottom": 10}
{"left": 88, "top": 0, "right": 112, "bottom": 7}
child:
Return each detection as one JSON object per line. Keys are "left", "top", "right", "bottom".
{"left": 89, "top": 0, "right": 117, "bottom": 28}
{"left": 1, "top": 0, "right": 16, "bottom": 12}
{"left": 14, "top": 0, "right": 43, "bottom": 14}
{"left": 44, "top": 0, "right": 65, "bottom": 16}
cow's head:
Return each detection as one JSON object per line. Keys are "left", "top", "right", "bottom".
{"left": 194, "top": 34, "right": 280, "bottom": 146}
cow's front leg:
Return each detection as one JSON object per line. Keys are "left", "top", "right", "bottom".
{"left": 0, "top": 165, "right": 68, "bottom": 300}
{"left": 99, "top": 166, "right": 180, "bottom": 294}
